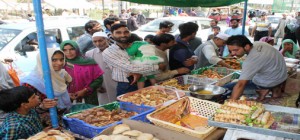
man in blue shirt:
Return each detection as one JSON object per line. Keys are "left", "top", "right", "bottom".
{"left": 169, "top": 22, "right": 198, "bottom": 74}
{"left": 225, "top": 19, "right": 248, "bottom": 36}
{"left": 77, "top": 20, "right": 102, "bottom": 54}
{"left": 223, "top": 18, "right": 248, "bottom": 56}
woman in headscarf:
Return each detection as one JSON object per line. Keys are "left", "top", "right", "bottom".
{"left": 259, "top": 36, "right": 275, "bottom": 46}
{"left": 281, "top": 39, "right": 299, "bottom": 58}
{"left": 21, "top": 48, "right": 72, "bottom": 126}
{"left": 60, "top": 40, "right": 104, "bottom": 105}
{"left": 279, "top": 18, "right": 298, "bottom": 50}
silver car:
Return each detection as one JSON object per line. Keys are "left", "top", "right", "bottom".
{"left": 133, "top": 16, "right": 212, "bottom": 41}
{"left": 0, "top": 18, "right": 89, "bottom": 77}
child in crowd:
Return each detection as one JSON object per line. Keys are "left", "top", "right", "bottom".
{"left": 0, "top": 86, "right": 56, "bottom": 139}
{"left": 207, "top": 26, "right": 220, "bottom": 41}
{"left": 126, "top": 36, "right": 164, "bottom": 89}
{"left": 144, "top": 34, "right": 155, "bottom": 44}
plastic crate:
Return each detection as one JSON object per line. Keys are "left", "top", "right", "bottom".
{"left": 147, "top": 96, "right": 221, "bottom": 139}
{"left": 63, "top": 101, "right": 155, "bottom": 138}
{"left": 158, "top": 75, "right": 217, "bottom": 93}
{"left": 192, "top": 67, "right": 236, "bottom": 86}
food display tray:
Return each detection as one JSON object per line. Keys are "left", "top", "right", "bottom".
{"left": 157, "top": 75, "right": 217, "bottom": 93}
{"left": 117, "top": 86, "right": 186, "bottom": 108}
{"left": 191, "top": 67, "right": 237, "bottom": 86}
{"left": 208, "top": 104, "right": 300, "bottom": 139}
{"left": 63, "top": 102, "right": 155, "bottom": 138}
{"left": 147, "top": 96, "right": 221, "bottom": 139}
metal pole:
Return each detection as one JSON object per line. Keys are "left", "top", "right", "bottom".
{"left": 32, "top": 0, "right": 59, "bottom": 128}
{"left": 242, "top": 0, "right": 248, "bottom": 35}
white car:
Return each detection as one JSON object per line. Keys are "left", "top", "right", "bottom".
{"left": 133, "top": 17, "right": 212, "bottom": 41}
{"left": 0, "top": 18, "right": 89, "bottom": 77}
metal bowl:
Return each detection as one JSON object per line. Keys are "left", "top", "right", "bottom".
{"left": 188, "top": 84, "right": 226, "bottom": 100}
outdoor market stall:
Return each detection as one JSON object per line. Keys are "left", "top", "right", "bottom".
{"left": 28, "top": 0, "right": 300, "bottom": 139}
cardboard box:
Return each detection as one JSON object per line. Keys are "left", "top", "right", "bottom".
{"left": 96, "top": 119, "right": 226, "bottom": 140}
{"left": 285, "top": 77, "right": 300, "bottom": 95}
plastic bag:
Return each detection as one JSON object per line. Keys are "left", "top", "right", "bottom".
{"left": 7, "top": 63, "right": 20, "bottom": 86}
{"left": 70, "top": 99, "right": 96, "bottom": 113}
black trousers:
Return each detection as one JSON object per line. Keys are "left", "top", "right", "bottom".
{"left": 254, "top": 30, "right": 268, "bottom": 41}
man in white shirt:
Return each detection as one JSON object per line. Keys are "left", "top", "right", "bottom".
{"left": 251, "top": 14, "right": 272, "bottom": 41}
{"left": 102, "top": 24, "right": 166, "bottom": 96}
{"left": 274, "top": 14, "right": 287, "bottom": 45}
{"left": 86, "top": 32, "right": 117, "bottom": 104}
{"left": 224, "top": 35, "right": 287, "bottom": 100}
{"left": 194, "top": 33, "right": 231, "bottom": 69}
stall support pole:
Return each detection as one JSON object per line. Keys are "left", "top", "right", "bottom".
{"left": 32, "top": 0, "right": 59, "bottom": 128}
{"left": 242, "top": 0, "right": 248, "bottom": 35}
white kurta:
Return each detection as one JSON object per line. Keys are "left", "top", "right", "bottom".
{"left": 86, "top": 48, "right": 117, "bottom": 104}
{"left": 275, "top": 18, "right": 286, "bottom": 38}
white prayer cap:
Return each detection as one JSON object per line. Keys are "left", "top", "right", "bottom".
{"left": 92, "top": 32, "right": 108, "bottom": 38}
{"left": 216, "top": 33, "right": 230, "bottom": 41}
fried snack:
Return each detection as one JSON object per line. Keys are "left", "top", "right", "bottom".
{"left": 224, "top": 59, "right": 241, "bottom": 69}
{"left": 159, "top": 79, "right": 190, "bottom": 90}
{"left": 122, "top": 130, "right": 142, "bottom": 137}
{"left": 68, "top": 108, "right": 137, "bottom": 127}
{"left": 136, "top": 133, "right": 154, "bottom": 140}
{"left": 224, "top": 99, "right": 262, "bottom": 110}
{"left": 197, "top": 69, "right": 224, "bottom": 79}
{"left": 120, "top": 88, "right": 176, "bottom": 107}
{"left": 219, "top": 105, "right": 251, "bottom": 115}
{"left": 214, "top": 99, "right": 274, "bottom": 128}
{"left": 93, "top": 124, "right": 159, "bottom": 140}
{"left": 151, "top": 98, "right": 189, "bottom": 124}
{"left": 112, "top": 124, "right": 131, "bottom": 135}
{"left": 27, "top": 130, "right": 75, "bottom": 140}
{"left": 215, "top": 113, "right": 246, "bottom": 121}
{"left": 179, "top": 114, "right": 208, "bottom": 129}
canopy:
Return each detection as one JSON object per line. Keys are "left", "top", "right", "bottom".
{"left": 121, "top": 0, "right": 245, "bottom": 7}
{"left": 44, "top": 0, "right": 95, "bottom": 9}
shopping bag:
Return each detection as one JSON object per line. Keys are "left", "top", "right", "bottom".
{"left": 7, "top": 63, "right": 20, "bottom": 86}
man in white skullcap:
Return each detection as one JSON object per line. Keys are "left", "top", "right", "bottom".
{"left": 194, "top": 33, "right": 232, "bottom": 69}
{"left": 85, "top": 32, "right": 117, "bottom": 104}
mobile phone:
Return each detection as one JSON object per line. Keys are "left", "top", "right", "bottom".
{"left": 127, "top": 76, "right": 134, "bottom": 84}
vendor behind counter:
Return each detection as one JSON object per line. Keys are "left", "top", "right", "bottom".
{"left": 223, "top": 35, "right": 287, "bottom": 101}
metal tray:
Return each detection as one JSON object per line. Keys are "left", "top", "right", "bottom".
{"left": 208, "top": 104, "right": 300, "bottom": 140}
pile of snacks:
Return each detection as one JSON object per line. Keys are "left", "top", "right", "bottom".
{"left": 119, "top": 88, "right": 176, "bottom": 107}
{"left": 214, "top": 99, "right": 274, "bottom": 128}
{"left": 224, "top": 59, "right": 241, "bottom": 70}
{"left": 197, "top": 69, "right": 224, "bottom": 79}
{"left": 68, "top": 108, "right": 137, "bottom": 127}
{"left": 159, "top": 79, "right": 190, "bottom": 90}
{"left": 27, "top": 130, "right": 74, "bottom": 140}
{"left": 93, "top": 124, "right": 159, "bottom": 140}
{"left": 151, "top": 98, "right": 208, "bottom": 132}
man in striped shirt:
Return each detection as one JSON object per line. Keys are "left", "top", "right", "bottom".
{"left": 103, "top": 24, "right": 166, "bottom": 96}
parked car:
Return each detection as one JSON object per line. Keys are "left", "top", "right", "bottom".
{"left": 248, "top": 15, "right": 281, "bottom": 37}
{"left": 133, "top": 16, "right": 212, "bottom": 41}
{"left": 0, "top": 18, "right": 89, "bottom": 77}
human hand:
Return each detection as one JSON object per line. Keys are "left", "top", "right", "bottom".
{"left": 183, "top": 58, "right": 196, "bottom": 67}
{"left": 158, "top": 63, "right": 167, "bottom": 71}
{"left": 128, "top": 73, "right": 142, "bottom": 85}
{"left": 176, "top": 67, "right": 190, "bottom": 74}
{"left": 41, "top": 98, "right": 58, "bottom": 109}
{"left": 75, "top": 89, "right": 87, "bottom": 99}
{"left": 284, "top": 45, "right": 293, "bottom": 51}
{"left": 69, "top": 93, "right": 77, "bottom": 100}
{"left": 97, "top": 87, "right": 106, "bottom": 93}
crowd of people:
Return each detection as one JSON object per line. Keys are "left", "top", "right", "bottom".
{"left": 0, "top": 10, "right": 300, "bottom": 139}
